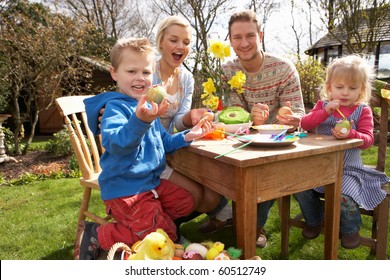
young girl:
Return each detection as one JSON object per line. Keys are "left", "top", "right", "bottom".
{"left": 294, "top": 55, "right": 389, "bottom": 249}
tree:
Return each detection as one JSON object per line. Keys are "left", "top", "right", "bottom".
{"left": 0, "top": 0, "right": 110, "bottom": 154}
{"left": 316, "top": 0, "right": 390, "bottom": 55}
{"left": 44, "top": 0, "right": 157, "bottom": 39}
{"left": 246, "top": 0, "right": 280, "bottom": 52}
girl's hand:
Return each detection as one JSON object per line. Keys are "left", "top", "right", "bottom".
{"left": 325, "top": 100, "right": 340, "bottom": 115}
{"left": 251, "top": 103, "right": 269, "bottom": 125}
{"left": 136, "top": 95, "right": 169, "bottom": 123}
{"left": 185, "top": 120, "right": 214, "bottom": 142}
{"left": 332, "top": 120, "right": 354, "bottom": 139}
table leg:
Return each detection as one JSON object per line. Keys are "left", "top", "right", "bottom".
{"left": 235, "top": 169, "right": 257, "bottom": 259}
{"left": 323, "top": 150, "right": 343, "bottom": 259}
{"left": 280, "top": 195, "right": 291, "bottom": 258}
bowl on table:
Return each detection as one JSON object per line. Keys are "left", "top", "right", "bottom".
{"left": 214, "top": 122, "right": 252, "bottom": 134}
{"left": 252, "top": 124, "right": 293, "bottom": 134}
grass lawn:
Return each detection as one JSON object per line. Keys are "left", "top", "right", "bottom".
{"left": 0, "top": 145, "right": 389, "bottom": 260}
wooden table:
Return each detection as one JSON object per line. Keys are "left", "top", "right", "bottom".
{"left": 169, "top": 133, "right": 363, "bottom": 259}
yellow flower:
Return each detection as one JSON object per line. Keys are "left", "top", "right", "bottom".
{"left": 207, "top": 39, "right": 231, "bottom": 61}
{"left": 202, "top": 78, "right": 216, "bottom": 95}
{"left": 202, "top": 94, "right": 219, "bottom": 111}
{"left": 228, "top": 70, "right": 246, "bottom": 93}
{"left": 202, "top": 39, "right": 245, "bottom": 111}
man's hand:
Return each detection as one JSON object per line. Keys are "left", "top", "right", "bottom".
{"left": 275, "top": 101, "right": 301, "bottom": 131}
{"left": 251, "top": 103, "right": 269, "bottom": 126}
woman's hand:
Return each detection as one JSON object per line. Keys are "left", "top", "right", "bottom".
{"left": 190, "top": 108, "right": 211, "bottom": 126}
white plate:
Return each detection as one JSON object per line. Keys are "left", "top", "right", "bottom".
{"left": 237, "top": 134, "right": 299, "bottom": 147}
{"left": 214, "top": 122, "right": 252, "bottom": 134}
{"left": 252, "top": 124, "right": 293, "bottom": 134}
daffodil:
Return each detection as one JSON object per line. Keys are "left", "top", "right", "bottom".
{"left": 228, "top": 71, "right": 246, "bottom": 93}
{"left": 202, "top": 39, "right": 246, "bottom": 111}
{"left": 202, "top": 78, "right": 216, "bottom": 95}
{"left": 208, "top": 39, "right": 231, "bottom": 61}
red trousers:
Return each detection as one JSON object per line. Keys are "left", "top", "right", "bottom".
{"left": 97, "top": 179, "right": 194, "bottom": 250}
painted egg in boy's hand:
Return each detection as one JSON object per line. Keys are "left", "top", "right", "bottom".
{"left": 146, "top": 85, "right": 168, "bottom": 104}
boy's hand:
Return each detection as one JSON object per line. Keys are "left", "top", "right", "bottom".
{"left": 136, "top": 95, "right": 169, "bottom": 123}
{"left": 185, "top": 119, "right": 213, "bottom": 142}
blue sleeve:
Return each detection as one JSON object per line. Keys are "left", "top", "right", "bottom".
{"left": 100, "top": 101, "right": 150, "bottom": 155}
{"left": 157, "top": 120, "right": 191, "bottom": 153}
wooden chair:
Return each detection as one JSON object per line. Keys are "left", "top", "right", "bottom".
{"left": 281, "top": 84, "right": 390, "bottom": 259}
{"left": 55, "top": 95, "right": 112, "bottom": 256}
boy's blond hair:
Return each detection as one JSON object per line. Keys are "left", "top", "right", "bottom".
{"left": 155, "top": 16, "right": 192, "bottom": 53}
{"left": 320, "top": 55, "right": 375, "bottom": 104}
{"left": 110, "top": 37, "right": 155, "bottom": 69}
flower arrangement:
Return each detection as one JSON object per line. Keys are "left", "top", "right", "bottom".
{"left": 201, "top": 39, "right": 246, "bottom": 111}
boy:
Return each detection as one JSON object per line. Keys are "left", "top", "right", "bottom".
{"left": 76, "top": 37, "right": 212, "bottom": 260}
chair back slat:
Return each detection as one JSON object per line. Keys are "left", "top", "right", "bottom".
{"left": 55, "top": 95, "right": 102, "bottom": 180}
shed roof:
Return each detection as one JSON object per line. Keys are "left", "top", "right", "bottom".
{"left": 305, "top": 8, "right": 390, "bottom": 54}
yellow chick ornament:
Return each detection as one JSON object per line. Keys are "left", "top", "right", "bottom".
{"left": 129, "top": 228, "right": 175, "bottom": 260}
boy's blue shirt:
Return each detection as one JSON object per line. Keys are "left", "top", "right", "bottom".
{"left": 84, "top": 92, "right": 191, "bottom": 200}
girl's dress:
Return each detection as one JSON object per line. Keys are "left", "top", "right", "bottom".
{"left": 313, "top": 102, "right": 389, "bottom": 210}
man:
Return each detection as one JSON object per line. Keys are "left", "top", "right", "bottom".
{"left": 199, "top": 9, "right": 305, "bottom": 249}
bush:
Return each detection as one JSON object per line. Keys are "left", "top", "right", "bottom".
{"left": 45, "top": 128, "right": 73, "bottom": 156}
{"left": 295, "top": 57, "right": 326, "bottom": 106}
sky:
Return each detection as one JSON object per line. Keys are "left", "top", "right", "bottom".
{"left": 210, "top": 0, "right": 327, "bottom": 58}
{"left": 29, "top": 0, "right": 325, "bottom": 59}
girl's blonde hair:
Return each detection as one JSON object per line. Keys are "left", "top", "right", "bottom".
{"left": 110, "top": 37, "right": 155, "bottom": 69}
{"left": 320, "top": 54, "right": 375, "bottom": 104}
{"left": 155, "top": 15, "right": 192, "bottom": 54}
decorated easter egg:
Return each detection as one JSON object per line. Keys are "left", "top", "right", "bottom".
{"left": 146, "top": 85, "right": 168, "bottom": 104}
{"left": 185, "top": 243, "right": 208, "bottom": 259}
{"left": 278, "top": 106, "right": 293, "bottom": 117}
{"left": 182, "top": 250, "right": 203, "bottom": 260}
{"left": 334, "top": 119, "right": 351, "bottom": 134}
{"left": 174, "top": 244, "right": 185, "bottom": 258}
{"left": 214, "top": 252, "right": 231, "bottom": 260}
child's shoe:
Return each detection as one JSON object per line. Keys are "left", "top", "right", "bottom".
{"left": 341, "top": 231, "right": 360, "bottom": 249}
{"left": 302, "top": 223, "right": 322, "bottom": 239}
{"left": 256, "top": 227, "right": 267, "bottom": 248}
{"left": 77, "top": 221, "right": 101, "bottom": 260}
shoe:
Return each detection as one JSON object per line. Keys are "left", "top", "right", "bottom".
{"left": 256, "top": 228, "right": 267, "bottom": 248}
{"left": 302, "top": 224, "right": 322, "bottom": 239}
{"left": 77, "top": 221, "right": 101, "bottom": 260}
{"left": 341, "top": 231, "right": 360, "bottom": 249}
{"left": 198, "top": 217, "right": 233, "bottom": 234}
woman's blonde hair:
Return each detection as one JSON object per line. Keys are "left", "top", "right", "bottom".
{"left": 320, "top": 54, "right": 375, "bottom": 104}
{"left": 155, "top": 15, "right": 192, "bottom": 54}
{"left": 110, "top": 37, "right": 155, "bottom": 69}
